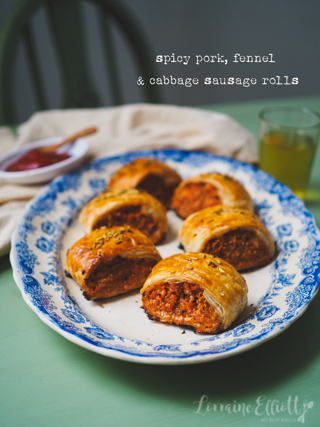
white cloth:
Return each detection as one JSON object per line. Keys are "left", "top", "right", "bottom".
{"left": 0, "top": 103, "right": 258, "bottom": 256}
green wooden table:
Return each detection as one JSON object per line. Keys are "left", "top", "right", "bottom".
{"left": 1, "top": 96, "right": 320, "bottom": 427}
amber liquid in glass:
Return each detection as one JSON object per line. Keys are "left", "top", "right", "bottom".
{"left": 259, "top": 132, "right": 317, "bottom": 198}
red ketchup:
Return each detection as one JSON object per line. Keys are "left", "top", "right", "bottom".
{"left": 5, "top": 148, "right": 71, "bottom": 172}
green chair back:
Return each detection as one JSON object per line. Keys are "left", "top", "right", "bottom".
{"left": 0, "top": 0, "right": 161, "bottom": 125}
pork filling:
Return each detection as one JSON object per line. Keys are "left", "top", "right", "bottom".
{"left": 142, "top": 282, "right": 221, "bottom": 333}
{"left": 84, "top": 256, "right": 157, "bottom": 300}
{"left": 172, "top": 183, "right": 221, "bottom": 218}
{"left": 93, "top": 205, "right": 163, "bottom": 244}
{"left": 203, "top": 227, "right": 270, "bottom": 270}
{"left": 137, "top": 174, "right": 176, "bottom": 208}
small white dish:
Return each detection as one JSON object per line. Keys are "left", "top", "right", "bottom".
{"left": 0, "top": 136, "right": 88, "bottom": 185}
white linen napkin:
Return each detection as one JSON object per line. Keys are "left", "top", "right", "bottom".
{"left": 0, "top": 103, "right": 258, "bottom": 256}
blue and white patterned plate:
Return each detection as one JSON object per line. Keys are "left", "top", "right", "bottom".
{"left": 10, "top": 150, "right": 320, "bottom": 364}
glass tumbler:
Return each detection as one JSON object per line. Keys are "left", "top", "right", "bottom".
{"left": 259, "top": 106, "right": 320, "bottom": 198}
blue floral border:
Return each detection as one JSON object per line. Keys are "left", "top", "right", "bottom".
{"left": 11, "top": 150, "right": 320, "bottom": 362}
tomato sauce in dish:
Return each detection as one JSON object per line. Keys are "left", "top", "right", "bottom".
{"left": 5, "top": 148, "right": 71, "bottom": 172}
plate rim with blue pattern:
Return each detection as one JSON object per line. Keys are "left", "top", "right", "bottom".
{"left": 10, "top": 149, "right": 320, "bottom": 364}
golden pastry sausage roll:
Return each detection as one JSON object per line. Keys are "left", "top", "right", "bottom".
{"left": 79, "top": 188, "right": 168, "bottom": 245}
{"left": 171, "top": 172, "right": 254, "bottom": 218}
{"left": 66, "top": 226, "right": 162, "bottom": 300}
{"left": 180, "top": 206, "right": 275, "bottom": 271}
{"left": 141, "top": 252, "right": 248, "bottom": 334}
{"left": 108, "top": 158, "right": 182, "bottom": 208}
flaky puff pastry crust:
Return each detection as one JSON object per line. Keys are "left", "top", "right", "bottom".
{"left": 141, "top": 252, "right": 248, "bottom": 332}
{"left": 180, "top": 206, "right": 275, "bottom": 270}
{"left": 66, "top": 226, "right": 162, "bottom": 300}
{"left": 171, "top": 172, "right": 254, "bottom": 218}
{"left": 79, "top": 188, "right": 168, "bottom": 244}
{"left": 108, "top": 158, "right": 182, "bottom": 207}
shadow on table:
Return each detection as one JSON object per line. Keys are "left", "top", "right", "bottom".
{"left": 0, "top": 254, "right": 10, "bottom": 272}
{"left": 82, "top": 291, "right": 320, "bottom": 404}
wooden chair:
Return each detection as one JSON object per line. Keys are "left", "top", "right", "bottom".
{"left": 0, "top": 0, "right": 161, "bottom": 125}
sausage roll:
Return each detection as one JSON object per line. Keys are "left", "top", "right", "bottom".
{"left": 108, "top": 158, "right": 182, "bottom": 208}
{"left": 180, "top": 206, "right": 275, "bottom": 271}
{"left": 171, "top": 172, "right": 254, "bottom": 218}
{"left": 141, "top": 252, "right": 248, "bottom": 334}
{"left": 66, "top": 226, "right": 162, "bottom": 300}
{"left": 79, "top": 188, "right": 168, "bottom": 245}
